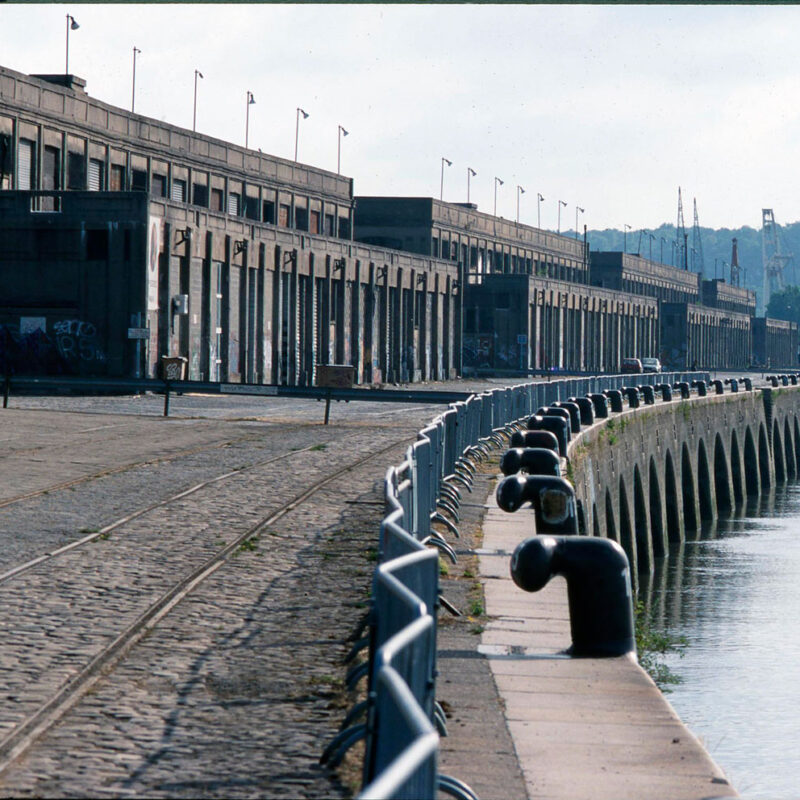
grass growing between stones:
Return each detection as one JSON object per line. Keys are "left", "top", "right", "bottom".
{"left": 634, "top": 599, "right": 687, "bottom": 692}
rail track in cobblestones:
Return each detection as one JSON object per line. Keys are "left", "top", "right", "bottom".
{"left": 0, "top": 427, "right": 409, "bottom": 784}
{"left": 0, "top": 427, "right": 308, "bottom": 511}
{"left": 0, "top": 434, "right": 337, "bottom": 585}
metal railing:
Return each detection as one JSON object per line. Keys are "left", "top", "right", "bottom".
{"left": 319, "top": 371, "right": 708, "bottom": 799}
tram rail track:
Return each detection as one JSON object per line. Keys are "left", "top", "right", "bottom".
{"left": 0, "top": 426, "right": 309, "bottom": 511}
{"left": 0, "top": 433, "right": 407, "bottom": 779}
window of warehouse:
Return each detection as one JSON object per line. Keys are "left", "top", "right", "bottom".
{"left": 88, "top": 158, "right": 105, "bottom": 191}
{"left": 110, "top": 164, "right": 125, "bottom": 191}
{"left": 227, "top": 192, "right": 240, "bottom": 216}
{"left": 171, "top": 178, "right": 186, "bottom": 202}
{"left": 17, "top": 138, "right": 36, "bottom": 190}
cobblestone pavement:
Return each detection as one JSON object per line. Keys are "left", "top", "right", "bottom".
{"left": 0, "top": 395, "right": 460, "bottom": 798}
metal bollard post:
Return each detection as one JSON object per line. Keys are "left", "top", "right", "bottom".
{"left": 589, "top": 392, "right": 609, "bottom": 418}
{"left": 605, "top": 389, "right": 623, "bottom": 412}
{"left": 2, "top": 374, "right": 9, "bottom": 409}
{"left": 568, "top": 396, "right": 595, "bottom": 426}
{"left": 623, "top": 387, "right": 640, "bottom": 408}
{"left": 500, "top": 447, "right": 561, "bottom": 477}
{"left": 510, "top": 429, "right": 561, "bottom": 453}
{"left": 510, "top": 535, "right": 635, "bottom": 657}
{"left": 554, "top": 401, "right": 581, "bottom": 434}
{"left": 496, "top": 474, "right": 578, "bottom": 533}
{"left": 674, "top": 381, "right": 690, "bottom": 399}
{"left": 527, "top": 414, "right": 570, "bottom": 458}
{"left": 638, "top": 385, "right": 655, "bottom": 405}
{"left": 163, "top": 381, "right": 171, "bottom": 417}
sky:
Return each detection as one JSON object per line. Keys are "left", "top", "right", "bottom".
{"left": 2, "top": 3, "right": 799, "bottom": 233}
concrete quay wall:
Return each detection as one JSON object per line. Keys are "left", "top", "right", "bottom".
{"left": 569, "top": 385, "right": 800, "bottom": 580}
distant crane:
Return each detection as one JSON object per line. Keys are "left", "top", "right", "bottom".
{"left": 676, "top": 187, "right": 688, "bottom": 270}
{"left": 692, "top": 198, "right": 705, "bottom": 277}
{"left": 762, "top": 208, "right": 794, "bottom": 310}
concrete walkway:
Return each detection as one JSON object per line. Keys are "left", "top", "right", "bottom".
{"left": 476, "top": 504, "right": 738, "bottom": 800}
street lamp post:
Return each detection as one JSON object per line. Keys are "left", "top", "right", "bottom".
{"left": 660, "top": 236, "right": 667, "bottom": 264}
{"left": 557, "top": 200, "right": 567, "bottom": 234}
{"left": 131, "top": 47, "right": 141, "bottom": 113}
{"left": 467, "top": 167, "right": 476, "bottom": 204}
{"left": 245, "top": 91, "right": 256, "bottom": 148}
{"left": 537, "top": 193, "right": 544, "bottom": 229}
{"left": 671, "top": 240, "right": 677, "bottom": 266}
{"left": 516, "top": 185, "right": 525, "bottom": 224}
{"left": 623, "top": 223, "right": 631, "bottom": 254}
{"left": 337, "top": 125, "right": 349, "bottom": 174}
{"left": 494, "top": 177, "right": 504, "bottom": 217}
{"left": 647, "top": 232, "right": 655, "bottom": 261}
{"left": 65, "top": 14, "right": 79, "bottom": 74}
{"left": 714, "top": 257, "right": 719, "bottom": 279}
{"left": 295, "top": 107, "right": 309, "bottom": 161}
{"left": 193, "top": 69, "right": 203, "bottom": 132}
{"left": 440, "top": 157, "right": 452, "bottom": 201}
{"left": 575, "top": 206, "right": 584, "bottom": 240}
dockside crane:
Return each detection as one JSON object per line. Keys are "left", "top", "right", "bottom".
{"left": 692, "top": 198, "right": 705, "bottom": 277}
{"left": 676, "top": 187, "right": 688, "bottom": 270}
{"left": 762, "top": 208, "right": 794, "bottom": 310}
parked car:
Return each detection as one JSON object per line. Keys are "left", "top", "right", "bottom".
{"left": 621, "top": 357, "right": 643, "bottom": 374}
{"left": 641, "top": 357, "right": 662, "bottom": 373}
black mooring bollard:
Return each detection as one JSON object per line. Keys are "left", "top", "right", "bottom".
{"left": 568, "top": 396, "right": 595, "bottom": 426}
{"left": 527, "top": 414, "right": 570, "bottom": 458}
{"left": 674, "top": 381, "right": 690, "bottom": 399}
{"left": 691, "top": 379, "right": 707, "bottom": 397}
{"left": 656, "top": 382, "right": 673, "bottom": 401}
{"left": 510, "top": 428, "right": 561, "bottom": 453}
{"left": 605, "top": 389, "right": 623, "bottom": 413}
{"left": 589, "top": 392, "right": 609, "bottom": 418}
{"left": 740, "top": 377, "right": 753, "bottom": 391}
{"left": 500, "top": 447, "right": 561, "bottom": 477}
{"left": 554, "top": 401, "right": 581, "bottom": 434}
{"left": 711, "top": 379, "right": 724, "bottom": 395}
{"left": 496, "top": 474, "right": 578, "bottom": 533}
{"left": 623, "top": 386, "right": 640, "bottom": 408}
{"left": 638, "top": 385, "right": 655, "bottom": 405}
{"left": 510, "top": 535, "right": 635, "bottom": 657}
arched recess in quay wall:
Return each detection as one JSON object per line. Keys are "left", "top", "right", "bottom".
{"left": 744, "top": 426, "right": 760, "bottom": 495}
{"left": 730, "top": 429, "right": 745, "bottom": 504}
{"left": 696, "top": 439, "right": 715, "bottom": 521}
{"left": 592, "top": 502, "right": 601, "bottom": 538}
{"left": 758, "top": 423, "right": 772, "bottom": 490}
{"left": 783, "top": 416, "right": 796, "bottom": 479}
{"left": 648, "top": 456, "right": 667, "bottom": 557}
{"left": 633, "top": 465, "right": 652, "bottom": 573}
{"left": 794, "top": 417, "right": 800, "bottom": 471}
{"left": 713, "top": 433, "right": 733, "bottom": 515}
{"left": 773, "top": 420, "right": 786, "bottom": 484}
{"left": 605, "top": 488, "right": 617, "bottom": 543}
{"left": 681, "top": 442, "right": 699, "bottom": 532}
{"left": 618, "top": 477, "right": 636, "bottom": 568}
{"left": 664, "top": 450, "right": 682, "bottom": 543}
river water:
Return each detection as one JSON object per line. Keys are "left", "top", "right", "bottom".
{"left": 640, "top": 483, "right": 800, "bottom": 799}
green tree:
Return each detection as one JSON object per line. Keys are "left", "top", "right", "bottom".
{"left": 767, "top": 286, "right": 800, "bottom": 325}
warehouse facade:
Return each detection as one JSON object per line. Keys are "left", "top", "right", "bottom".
{"left": 0, "top": 66, "right": 459, "bottom": 383}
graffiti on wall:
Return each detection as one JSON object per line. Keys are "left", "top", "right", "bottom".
{"left": 0, "top": 318, "right": 105, "bottom": 375}
{"left": 52, "top": 320, "right": 106, "bottom": 364}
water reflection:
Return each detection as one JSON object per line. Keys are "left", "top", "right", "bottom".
{"left": 639, "top": 484, "right": 800, "bottom": 799}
